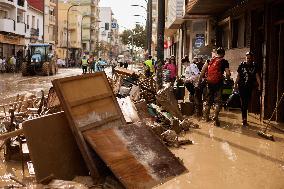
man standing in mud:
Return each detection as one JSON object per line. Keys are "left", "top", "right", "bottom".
{"left": 198, "top": 47, "right": 231, "bottom": 126}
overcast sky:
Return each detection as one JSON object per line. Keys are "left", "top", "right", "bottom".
{"left": 99, "top": 0, "right": 147, "bottom": 31}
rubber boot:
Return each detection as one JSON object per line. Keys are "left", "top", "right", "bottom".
{"left": 213, "top": 104, "right": 221, "bottom": 127}
{"left": 203, "top": 104, "right": 210, "bottom": 122}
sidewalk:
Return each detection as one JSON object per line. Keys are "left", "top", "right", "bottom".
{"left": 155, "top": 110, "right": 284, "bottom": 189}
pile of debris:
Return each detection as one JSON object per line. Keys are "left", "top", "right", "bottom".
{"left": 0, "top": 69, "right": 198, "bottom": 188}
{"left": 112, "top": 67, "right": 199, "bottom": 147}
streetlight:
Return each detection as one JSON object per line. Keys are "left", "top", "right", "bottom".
{"left": 131, "top": 4, "right": 147, "bottom": 11}
{"left": 133, "top": 14, "right": 147, "bottom": 21}
{"left": 66, "top": 4, "right": 79, "bottom": 66}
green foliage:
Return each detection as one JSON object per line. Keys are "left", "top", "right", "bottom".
{"left": 120, "top": 24, "right": 146, "bottom": 49}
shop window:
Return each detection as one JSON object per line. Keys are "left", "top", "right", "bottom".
{"left": 221, "top": 23, "right": 230, "bottom": 49}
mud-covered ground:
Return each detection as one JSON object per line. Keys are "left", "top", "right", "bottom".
{"left": 0, "top": 68, "right": 283, "bottom": 188}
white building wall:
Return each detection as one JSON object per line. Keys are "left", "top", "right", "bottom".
{"left": 25, "top": 7, "right": 43, "bottom": 43}
{"left": 99, "top": 7, "right": 112, "bottom": 43}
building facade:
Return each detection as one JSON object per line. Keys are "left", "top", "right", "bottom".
{"left": 44, "top": 0, "right": 57, "bottom": 46}
{"left": 26, "top": 0, "right": 44, "bottom": 44}
{"left": 0, "top": 0, "right": 27, "bottom": 58}
{"left": 98, "top": 7, "right": 119, "bottom": 59}
{"left": 162, "top": 0, "right": 284, "bottom": 123}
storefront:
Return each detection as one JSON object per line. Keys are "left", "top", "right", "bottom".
{"left": 0, "top": 34, "right": 25, "bottom": 58}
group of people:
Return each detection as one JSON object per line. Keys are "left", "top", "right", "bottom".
{"left": 80, "top": 55, "right": 107, "bottom": 74}
{"left": 0, "top": 50, "right": 24, "bottom": 73}
{"left": 0, "top": 55, "right": 17, "bottom": 73}
{"left": 144, "top": 47, "right": 261, "bottom": 127}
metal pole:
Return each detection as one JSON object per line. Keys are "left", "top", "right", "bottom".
{"left": 148, "top": 0, "right": 152, "bottom": 55}
{"left": 156, "top": 0, "right": 165, "bottom": 90}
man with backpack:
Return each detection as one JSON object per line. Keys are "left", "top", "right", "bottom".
{"left": 198, "top": 47, "right": 231, "bottom": 126}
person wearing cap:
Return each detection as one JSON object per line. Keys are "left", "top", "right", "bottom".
{"left": 198, "top": 47, "right": 231, "bottom": 126}
{"left": 234, "top": 52, "right": 261, "bottom": 127}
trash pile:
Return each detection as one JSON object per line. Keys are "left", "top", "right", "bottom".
{"left": 112, "top": 67, "right": 199, "bottom": 147}
{"left": 0, "top": 69, "right": 198, "bottom": 188}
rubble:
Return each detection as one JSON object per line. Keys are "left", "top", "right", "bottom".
{"left": 0, "top": 69, "right": 200, "bottom": 188}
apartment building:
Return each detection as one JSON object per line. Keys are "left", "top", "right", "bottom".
{"left": 98, "top": 7, "right": 119, "bottom": 59}
{"left": 44, "top": 0, "right": 57, "bottom": 46}
{"left": 0, "top": 0, "right": 27, "bottom": 58}
{"left": 26, "top": 0, "right": 44, "bottom": 44}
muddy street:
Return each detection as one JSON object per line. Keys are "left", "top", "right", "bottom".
{"left": 0, "top": 68, "right": 83, "bottom": 105}
{"left": 0, "top": 68, "right": 283, "bottom": 188}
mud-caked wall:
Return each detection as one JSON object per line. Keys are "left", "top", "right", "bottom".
{"left": 224, "top": 48, "right": 249, "bottom": 79}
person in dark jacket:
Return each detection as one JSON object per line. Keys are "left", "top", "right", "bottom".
{"left": 234, "top": 52, "right": 261, "bottom": 127}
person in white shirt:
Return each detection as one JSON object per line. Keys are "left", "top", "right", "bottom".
{"left": 183, "top": 56, "right": 203, "bottom": 118}
{"left": 0, "top": 57, "right": 3, "bottom": 73}
{"left": 183, "top": 56, "right": 200, "bottom": 99}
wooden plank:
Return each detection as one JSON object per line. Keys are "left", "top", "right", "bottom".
{"left": 84, "top": 123, "right": 188, "bottom": 189}
{"left": 79, "top": 115, "right": 122, "bottom": 132}
{"left": 52, "top": 72, "right": 126, "bottom": 182}
{"left": 22, "top": 112, "right": 89, "bottom": 181}
{"left": 70, "top": 93, "right": 112, "bottom": 108}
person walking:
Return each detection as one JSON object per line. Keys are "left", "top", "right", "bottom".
{"left": 163, "top": 55, "right": 177, "bottom": 84}
{"left": 234, "top": 52, "right": 261, "bottom": 127}
{"left": 88, "top": 55, "right": 94, "bottom": 73}
{"left": 144, "top": 55, "right": 154, "bottom": 77}
{"left": 198, "top": 47, "right": 231, "bottom": 126}
{"left": 81, "top": 55, "right": 88, "bottom": 74}
{"left": 183, "top": 56, "right": 203, "bottom": 117}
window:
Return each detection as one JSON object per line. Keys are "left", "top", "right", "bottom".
{"left": 32, "top": 15, "right": 35, "bottom": 29}
{"left": 37, "top": 19, "right": 39, "bottom": 29}
{"left": 232, "top": 16, "right": 245, "bottom": 48}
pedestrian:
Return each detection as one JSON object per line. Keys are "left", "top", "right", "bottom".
{"left": 196, "top": 56, "right": 204, "bottom": 72}
{"left": 88, "top": 55, "right": 94, "bottom": 73}
{"left": 0, "top": 57, "right": 4, "bottom": 73}
{"left": 81, "top": 55, "right": 88, "bottom": 74}
{"left": 234, "top": 52, "right": 261, "bottom": 127}
{"left": 163, "top": 55, "right": 177, "bottom": 84}
{"left": 198, "top": 47, "right": 231, "bottom": 126}
{"left": 123, "top": 60, "right": 129, "bottom": 69}
{"left": 144, "top": 55, "right": 154, "bottom": 77}
{"left": 183, "top": 56, "right": 203, "bottom": 118}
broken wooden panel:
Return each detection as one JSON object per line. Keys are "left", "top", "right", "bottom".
{"left": 52, "top": 73, "right": 126, "bottom": 181}
{"left": 156, "top": 86, "right": 183, "bottom": 120}
{"left": 84, "top": 122, "right": 187, "bottom": 189}
{"left": 22, "top": 112, "right": 89, "bottom": 181}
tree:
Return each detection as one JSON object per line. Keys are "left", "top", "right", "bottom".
{"left": 120, "top": 24, "right": 147, "bottom": 49}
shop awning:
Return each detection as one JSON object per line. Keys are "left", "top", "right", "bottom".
{"left": 186, "top": 0, "right": 235, "bottom": 15}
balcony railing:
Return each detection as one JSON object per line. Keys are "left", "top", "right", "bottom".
{"left": 30, "top": 28, "right": 39, "bottom": 36}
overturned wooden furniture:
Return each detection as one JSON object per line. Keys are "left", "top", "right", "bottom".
{"left": 53, "top": 73, "right": 187, "bottom": 188}
{"left": 22, "top": 112, "right": 89, "bottom": 181}
{"left": 84, "top": 122, "right": 187, "bottom": 189}
{"left": 52, "top": 73, "right": 126, "bottom": 181}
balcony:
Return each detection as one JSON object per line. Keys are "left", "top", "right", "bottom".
{"left": 0, "top": 18, "right": 15, "bottom": 33}
{"left": 30, "top": 28, "right": 39, "bottom": 39}
{"left": 166, "top": 0, "right": 185, "bottom": 29}
{"left": 17, "top": 0, "right": 27, "bottom": 11}
{"left": 16, "top": 22, "right": 25, "bottom": 35}
{"left": 0, "top": 0, "right": 16, "bottom": 8}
